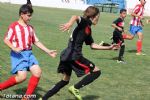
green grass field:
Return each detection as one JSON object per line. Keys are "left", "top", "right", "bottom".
{"left": 0, "top": 3, "right": 150, "bottom": 100}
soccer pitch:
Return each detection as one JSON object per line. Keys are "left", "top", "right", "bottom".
{"left": 0, "top": 3, "right": 150, "bottom": 100}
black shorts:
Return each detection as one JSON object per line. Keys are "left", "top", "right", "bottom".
{"left": 57, "top": 56, "right": 95, "bottom": 77}
{"left": 113, "top": 34, "right": 124, "bottom": 45}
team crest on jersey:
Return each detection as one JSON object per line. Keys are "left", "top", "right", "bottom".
{"left": 85, "top": 26, "right": 91, "bottom": 35}
{"left": 118, "top": 22, "right": 124, "bottom": 27}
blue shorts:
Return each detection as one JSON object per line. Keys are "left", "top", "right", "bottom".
{"left": 10, "top": 50, "right": 39, "bottom": 74}
{"left": 129, "top": 25, "right": 143, "bottom": 35}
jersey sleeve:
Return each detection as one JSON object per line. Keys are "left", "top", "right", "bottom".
{"left": 85, "top": 35, "right": 94, "bottom": 45}
{"left": 113, "top": 18, "right": 120, "bottom": 25}
{"left": 4, "top": 24, "right": 15, "bottom": 42}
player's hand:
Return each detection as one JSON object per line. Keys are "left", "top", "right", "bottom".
{"left": 146, "top": 19, "right": 150, "bottom": 24}
{"left": 48, "top": 50, "right": 57, "bottom": 58}
{"left": 60, "top": 23, "right": 71, "bottom": 32}
{"left": 110, "top": 44, "right": 120, "bottom": 50}
{"left": 12, "top": 47, "right": 23, "bottom": 53}
{"left": 117, "top": 27, "right": 123, "bottom": 31}
{"left": 139, "top": 16, "right": 144, "bottom": 20}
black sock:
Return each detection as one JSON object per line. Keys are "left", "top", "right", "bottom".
{"left": 42, "top": 80, "right": 69, "bottom": 100}
{"left": 118, "top": 45, "right": 125, "bottom": 60}
{"left": 74, "top": 70, "right": 101, "bottom": 89}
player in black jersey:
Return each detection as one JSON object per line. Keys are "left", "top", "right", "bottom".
{"left": 40, "top": 6, "right": 116, "bottom": 100}
{"left": 111, "top": 9, "right": 127, "bottom": 63}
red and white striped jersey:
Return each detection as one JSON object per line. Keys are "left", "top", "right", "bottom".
{"left": 130, "top": 4, "right": 144, "bottom": 26}
{"left": 4, "top": 21, "right": 39, "bottom": 50}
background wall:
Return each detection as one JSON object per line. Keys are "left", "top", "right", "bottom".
{"left": 0, "top": 0, "right": 149, "bottom": 16}
{"left": 0, "top": 0, "right": 90, "bottom": 10}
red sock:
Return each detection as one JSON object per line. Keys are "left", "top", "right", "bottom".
{"left": 25, "top": 75, "right": 40, "bottom": 95}
{"left": 136, "top": 40, "right": 142, "bottom": 53}
{"left": 0, "top": 76, "right": 17, "bottom": 90}
{"left": 122, "top": 34, "right": 127, "bottom": 39}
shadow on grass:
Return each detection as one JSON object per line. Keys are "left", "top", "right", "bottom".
{"left": 127, "top": 49, "right": 136, "bottom": 53}
{"left": 66, "top": 95, "right": 100, "bottom": 100}
{"left": 96, "top": 56, "right": 118, "bottom": 61}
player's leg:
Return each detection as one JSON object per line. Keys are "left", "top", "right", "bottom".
{"left": 0, "top": 71, "right": 27, "bottom": 90}
{"left": 122, "top": 25, "right": 136, "bottom": 40}
{"left": 117, "top": 41, "right": 125, "bottom": 63}
{"left": 41, "top": 61, "right": 71, "bottom": 100}
{"left": 122, "top": 25, "right": 135, "bottom": 40}
{"left": 0, "top": 50, "right": 28, "bottom": 90}
{"left": 42, "top": 73, "right": 70, "bottom": 100}
{"left": 24, "top": 65, "right": 41, "bottom": 96}
{"left": 122, "top": 33, "right": 134, "bottom": 40}
{"left": 136, "top": 31, "right": 145, "bottom": 55}
{"left": 69, "top": 57, "right": 101, "bottom": 100}
{"left": 73, "top": 66, "right": 101, "bottom": 89}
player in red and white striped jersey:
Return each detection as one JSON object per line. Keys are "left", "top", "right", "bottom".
{"left": 122, "top": 0, "right": 146, "bottom": 55}
{"left": 0, "top": 4, "right": 57, "bottom": 100}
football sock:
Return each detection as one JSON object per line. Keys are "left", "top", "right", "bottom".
{"left": 42, "top": 80, "right": 69, "bottom": 100}
{"left": 0, "top": 76, "right": 17, "bottom": 90}
{"left": 118, "top": 45, "right": 125, "bottom": 60}
{"left": 25, "top": 75, "right": 40, "bottom": 95}
{"left": 74, "top": 70, "right": 101, "bottom": 89}
{"left": 136, "top": 40, "right": 142, "bottom": 53}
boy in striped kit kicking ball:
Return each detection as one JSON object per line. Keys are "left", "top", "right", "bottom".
{"left": 0, "top": 4, "right": 57, "bottom": 100}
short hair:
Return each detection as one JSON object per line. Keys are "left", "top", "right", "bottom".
{"left": 120, "top": 9, "right": 127, "bottom": 14}
{"left": 83, "top": 6, "right": 100, "bottom": 19}
{"left": 19, "top": 4, "right": 33, "bottom": 16}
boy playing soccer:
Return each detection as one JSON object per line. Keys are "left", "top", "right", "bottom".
{"left": 40, "top": 6, "right": 117, "bottom": 100}
{"left": 0, "top": 4, "right": 57, "bottom": 100}
{"left": 122, "top": 0, "right": 146, "bottom": 55}
{"left": 111, "top": 9, "right": 127, "bottom": 63}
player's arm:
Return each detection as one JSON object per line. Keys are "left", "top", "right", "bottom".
{"left": 112, "top": 23, "right": 122, "bottom": 31}
{"left": 60, "top": 15, "right": 79, "bottom": 32}
{"left": 4, "top": 28, "right": 22, "bottom": 52}
{"left": 131, "top": 12, "right": 143, "bottom": 19}
{"left": 4, "top": 38, "right": 22, "bottom": 53}
{"left": 90, "top": 43, "right": 115, "bottom": 50}
{"left": 92, "top": 14, "right": 99, "bottom": 25}
{"left": 34, "top": 41, "right": 57, "bottom": 58}
{"left": 32, "top": 30, "right": 57, "bottom": 58}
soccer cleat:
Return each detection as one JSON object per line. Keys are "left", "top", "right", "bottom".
{"left": 117, "top": 59, "right": 126, "bottom": 64}
{"left": 99, "top": 41, "right": 104, "bottom": 46}
{"left": 0, "top": 91, "right": 3, "bottom": 98}
{"left": 38, "top": 98, "right": 42, "bottom": 100}
{"left": 136, "top": 52, "right": 146, "bottom": 56}
{"left": 68, "top": 86, "right": 82, "bottom": 100}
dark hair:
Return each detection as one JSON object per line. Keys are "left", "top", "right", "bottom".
{"left": 19, "top": 4, "right": 33, "bottom": 16}
{"left": 27, "top": 0, "right": 32, "bottom": 7}
{"left": 120, "top": 9, "right": 127, "bottom": 14}
{"left": 83, "top": 6, "right": 100, "bottom": 19}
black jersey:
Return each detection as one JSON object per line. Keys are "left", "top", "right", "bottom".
{"left": 60, "top": 17, "right": 94, "bottom": 61}
{"left": 113, "top": 17, "right": 125, "bottom": 35}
